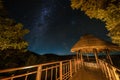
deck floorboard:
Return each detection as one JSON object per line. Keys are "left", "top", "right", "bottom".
{"left": 70, "top": 67, "right": 107, "bottom": 80}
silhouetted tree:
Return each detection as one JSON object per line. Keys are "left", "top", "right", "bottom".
{"left": 71, "top": 0, "right": 120, "bottom": 45}
{"left": 0, "top": 17, "right": 29, "bottom": 68}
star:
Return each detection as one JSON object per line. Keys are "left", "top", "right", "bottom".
{"left": 4, "top": 0, "right": 113, "bottom": 55}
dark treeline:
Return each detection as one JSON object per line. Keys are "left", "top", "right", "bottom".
{"left": 0, "top": 50, "right": 120, "bottom": 69}
{"left": 0, "top": 50, "right": 75, "bottom": 69}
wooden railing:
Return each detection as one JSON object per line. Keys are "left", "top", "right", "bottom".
{"left": 84, "top": 62, "right": 98, "bottom": 69}
{"left": 1, "top": 58, "right": 120, "bottom": 80}
{"left": 0, "top": 59, "right": 82, "bottom": 80}
{"left": 99, "top": 59, "right": 120, "bottom": 80}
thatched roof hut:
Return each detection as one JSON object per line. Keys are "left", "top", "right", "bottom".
{"left": 71, "top": 34, "right": 120, "bottom": 65}
{"left": 71, "top": 34, "right": 120, "bottom": 53}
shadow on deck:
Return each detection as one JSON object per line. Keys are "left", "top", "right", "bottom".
{"left": 70, "top": 67, "right": 107, "bottom": 80}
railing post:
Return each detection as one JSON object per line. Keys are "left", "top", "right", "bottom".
{"left": 60, "top": 61, "right": 63, "bottom": 80}
{"left": 74, "top": 59, "right": 77, "bottom": 72}
{"left": 78, "top": 58, "right": 81, "bottom": 69}
{"left": 70, "top": 60, "right": 72, "bottom": 77}
{"left": 112, "top": 67, "right": 119, "bottom": 80}
{"left": 11, "top": 74, "right": 14, "bottom": 80}
{"left": 36, "top": 65, "right": 42, "bottom": 80}
{"left": 106, "top": 64, "right": 112, "bottom": 80}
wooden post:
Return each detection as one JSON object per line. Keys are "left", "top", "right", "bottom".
{"left": 78, "top": 50, "right": 80, "bottom": 69}
{"left": 76, "top": 51, "right": 79, "bottom": 60}
{"left": 69, "top": 60, "right": 72, "bottom": 77}
{"left": 76, "top": 51, "right": 79, "bottom": 70}
{"left": 106, "top": 49, "right": 113, "bottom": 65}
{"left": 60, "top": 62, "right": 63, "bottom": 80}
{"left": 74, "top": 59, "right": 77, "bottom": 72}
{"left": 87, "top": 54, "right": 89, "bottom": 61}
{"left": 93, "top": 49, "right": 99, "bottom": 66}
{"left": 36, "top": 65, "right": 42, "bottom": 80}
{"left": 78, "top": 50, "right": 81, "bottom": 60}
{"left": 80, "top": 52, "right": 83, "bottom": 65}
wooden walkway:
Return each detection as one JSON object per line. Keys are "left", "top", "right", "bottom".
{"left": 1, "top": 59, "right": 120, "bottom": 80}
{"left": 70, "top": 67, "right": 107, "bottom": 80}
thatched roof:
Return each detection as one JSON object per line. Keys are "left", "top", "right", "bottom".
{"left": 71, "top": 34, "right": 120, "bottom": 53}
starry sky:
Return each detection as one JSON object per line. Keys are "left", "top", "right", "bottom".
{"left": 4, "top": 0, "right": 111, "bottom": 55}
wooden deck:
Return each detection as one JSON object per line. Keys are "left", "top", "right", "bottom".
{"left": 0, "top": 59, "right": 120, "bottom": 80}
{"left": 70, "top": 67, "right": 107, "bottom": 80}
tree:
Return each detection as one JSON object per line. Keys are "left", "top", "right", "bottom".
{"left": 71, "top": 0, "right": 120, "bottom": 45}
{"left": 0, "top": 17, "right": 29, "bottom": 50}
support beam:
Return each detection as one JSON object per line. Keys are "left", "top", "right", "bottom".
{"left": 106, "top": 49, "right": 113, "bottom": 65}
{"left": 80, "top": 52, "right": 83, "bottom": 65}
{"left": 86, "top": 54, "right": 89, "bottom": 61}
{"left": 76, "top": 51, "right": 79, "bottom": 60}
{"left": 93, "top": 49, "right": 99, "bottom": 65}
{"left": 78, "top": 51, "right": 80, "bottom": 60}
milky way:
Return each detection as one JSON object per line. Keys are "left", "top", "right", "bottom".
{"left": 27, "top": 0, "right": 58, "bottom": 54}
{"left": 29, "top": 4, "right": 52, "bottom": 44}
{"left": 4, "top": 0, "right": 112, "bottom": 55}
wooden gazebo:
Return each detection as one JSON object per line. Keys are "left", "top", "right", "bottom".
{"left": 71, "top": 34, "right": 120, "bottom": 65}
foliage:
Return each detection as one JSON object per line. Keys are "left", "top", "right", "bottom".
{"left": 0, "top": 17, "right": 29, "bottom": 50}
{"left": 0, "top": 50, "right": 26, "bottom": 69}
{"left": 25, "top": 54, "right": 39, "bottom": 66}
{"left": 71, "top": 0, "right": 120, "bottom": 45}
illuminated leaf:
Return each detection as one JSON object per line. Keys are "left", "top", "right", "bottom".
{"left": 0, "top": 17, "right": 29, "bottom": 50}
{"left": 71, "top": 0, "right": 120, "bottom": 45}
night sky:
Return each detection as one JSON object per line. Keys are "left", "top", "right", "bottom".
{"left": 4, "top": 0, "right": 111, "bottom": 55}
